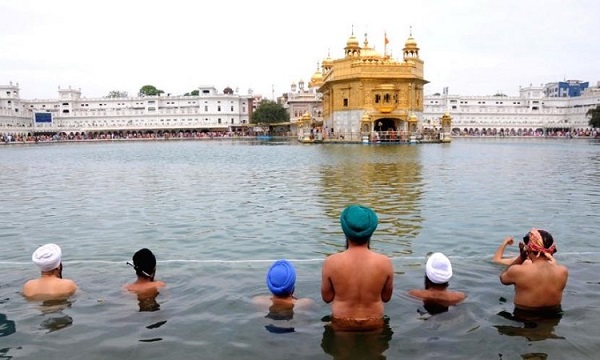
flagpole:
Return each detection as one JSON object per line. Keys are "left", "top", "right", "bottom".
{"left": 384, "top": 31, "right": 389, "bottom": 57}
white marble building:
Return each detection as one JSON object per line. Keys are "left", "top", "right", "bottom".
{"left": 0, "top": 82, "right": 253, "bottom": 135}
{"left": 422, "top": 82, "right": 600, "bottom": 134}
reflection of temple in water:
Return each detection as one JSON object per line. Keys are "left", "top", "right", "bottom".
{"left": 318, "top": 145, "right": 423, "bottom": 256}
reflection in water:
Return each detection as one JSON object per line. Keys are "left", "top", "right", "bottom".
{"left": 319, "top": 146, "right": 423, "bottom": 257}
{"left": 136, "top": 288, "right": 161, "bottom": 312}
{"left": 0, "top": 313, "right": 16, "bottom": 338}
{"left": 264, "top": 303, "right": 295, "bottom": 334}
{"left": 422, "top": 302, "right": 449, "bottom": 315}
{"left": 39, "top": 299, "right": 73, "bottom": 333}
{"left": 519, "top": 353, "right": 548, "bottom": 360}
{"left": 320, "top": 316, "right": 393, "bottom": 359}
{"left": 0, "top": 347, "right": 15, "bottom": 360}
{"left": 494, "top": 308, "right": 564, "bottom": 342}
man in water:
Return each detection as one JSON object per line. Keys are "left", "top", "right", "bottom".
{"left": 408, "top": 252, "right": 466, "bottom": 314}
{"left": 252, "top": 259, "right": 313, "bottom": 333}
{"left": 124, "top": 248, "right": 166, "bottom": 294}
{"left": 321, "top": 205, "right": 394, "bottom": 331}
{"left": 499, "top": 228, "right": 568, "bottom": 313}
{"left": 22, "top": 243, "right": 77, "bottom": 301}
{"left": 252, "top": 259, "right": 313, "bottom": 310}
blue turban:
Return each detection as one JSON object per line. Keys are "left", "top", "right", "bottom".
{"left": 266, "top": 260, "right": 296, "bottom": 296}
{"left": 340, "top": 205, "right": 378, "bottom": 242}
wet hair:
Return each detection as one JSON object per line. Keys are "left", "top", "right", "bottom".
{"left": 538, "top": 229, "right": 557, "bottom": 253}
{"left": 424, "top": 275, "right": 448, "bottom": 289}
{"left": 133, "top": 248, "right": 156, "bottom": 278}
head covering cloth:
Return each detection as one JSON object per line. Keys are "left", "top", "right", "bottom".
{"left": 32, "top": 243, "right": 62, "bottom": 272}
{"left": 425, "top": 252, "right": 453, "bottom": 284}
{"left": 266, "top": 259, "right": 296, "bottom": 296}
{"left": 340, "top": 205, "right": 378, "bottom": 242}
{"left": 526, "top": 228, "right": 556, "bottom": 261}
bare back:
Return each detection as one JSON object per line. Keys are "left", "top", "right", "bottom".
{"left": 321, "top": 246, "right": 393, "bottom": 319}
{"left": 124, "top": 280, "right": 165, "bottom": 295}
{"left": 22, "top": 277, "right": 77, "bottom": 301}
{"left": 500, "top": 258, "right": 568, "bottom": 308}
{"left": 408, "top": 288, "right": 466, "bottom": 306}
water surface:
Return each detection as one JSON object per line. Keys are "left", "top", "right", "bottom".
{"left": 1, "top": 138, "right": 599, "bottom": 359}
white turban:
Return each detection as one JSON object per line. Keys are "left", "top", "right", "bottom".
{"left": 426, "top": 252, "right": 452, "bottom": 284}
{"left": 32, "top": 243, "right": 62, "bottom": 272}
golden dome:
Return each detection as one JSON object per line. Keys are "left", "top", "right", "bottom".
{"left": 360, "top": 47, "right": 381, "bottom": 59}
{"left": 405, "top": 35, "right": 418, "bottom": 48}
{"left": 310, "top": 69, "right": 323, "bottom": 88}
{"left": 346, "top": 34, "right": 359, "bottom": 47}
{"left": 301, "top": 112, "right": 312, "bottom": 123}
{"left": 322, "top": 55, "right": 333, "bottom": 68}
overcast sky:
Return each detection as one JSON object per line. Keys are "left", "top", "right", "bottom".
{"left": 1, "top": 0, "right": 598, "bottom": 100}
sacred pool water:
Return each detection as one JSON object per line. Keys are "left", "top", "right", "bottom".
{"left": 1, "top": 138, "right": 599, "bottom": 359}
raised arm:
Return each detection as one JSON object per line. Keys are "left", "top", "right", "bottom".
{"left": 493, "top": 236, "right": 517, "bottom": 265}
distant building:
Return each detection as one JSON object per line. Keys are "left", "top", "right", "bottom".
{"left": 0, "top": 83, "right": 253, "bottom": 136}
{"left": 423, "top": 81, "right": 600, "bottom": 135}
{"left": 544, "top": 80, "right": 589, "bottom": 97}
{"left": 278, "top": 74, "right": 323, "bottom": 133}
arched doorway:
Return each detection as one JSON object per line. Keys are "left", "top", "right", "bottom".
{"left": 374, "top": 118, "right": 397, "bottom": 132}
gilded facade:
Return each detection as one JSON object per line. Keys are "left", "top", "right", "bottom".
{"left": 312, "top": 30, "right": 428, "bottom": 137}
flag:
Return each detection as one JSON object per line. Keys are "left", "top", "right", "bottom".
{"left": 384, "top": 33, "right": 389, "bottom": 45}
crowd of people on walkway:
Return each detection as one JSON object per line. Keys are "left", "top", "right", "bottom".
{"left": 1, "top": 130, "right": 256, "bottom": 144}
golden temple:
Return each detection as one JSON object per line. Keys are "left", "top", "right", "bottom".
{"left": 313, "top": 28, "right": 427, "bottom": 135}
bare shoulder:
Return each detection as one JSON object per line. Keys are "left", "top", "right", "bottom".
{"left": 555, "top": 263, "right": 569, "bottom": 277}
{"left": 251, "top": 295, "right": 271, "bottom": 307}
{"left": 324, "top": 252, "right": 342, "bottom": 262}
{"left": 294, "top": 297, "right": 314, "bottom": 308}
{"left": 22, "top": 279, "right": 37, "bottom": 296}
{"left": 63, "top": 278, "right": 77, "bottom": 288}
{"left": 376, "top": 252, "right": 393, "bottom": 269}
{"left": 62, "top": 279, "right": 77, "bottom": 294}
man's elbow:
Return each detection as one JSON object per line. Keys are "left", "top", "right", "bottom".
{"left": 381, "top": 287, "right": 393, "bottom": 302}
{"left": 499, "top": 274, "right": 512, "bottom": 285}
{"left": 321, "top": 292, "right": 333, "bottom": 303}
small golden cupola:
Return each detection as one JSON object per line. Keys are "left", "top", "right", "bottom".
{"left": 403, "top": 27, "right": 420, "bottom": 60}
{"left": 359, "top": 33, "right": 382, "bottom": 62}
{"left": 309, "top": 62, "right": 324, "bottom": 89}
{"left": 345, "top": 26, "right": 361, "bottom": 58}
{"left": 322, "top": 50, "right": 333, "bottom": 74}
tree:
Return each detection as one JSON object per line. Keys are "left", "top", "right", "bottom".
{"left": 183, "top": 90, "right": 200, "bottom": 96}
{"left": 138, "top": 85, "right": 164, "bottom": 97}
{"left": 251, "top": 100, "right": 289, "bottom": 126}
{"left": 106, "top": 90, "right": 128, "bottom": 98}
{"left": 587, "top": 105, "right": 600, "bottom": 128}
